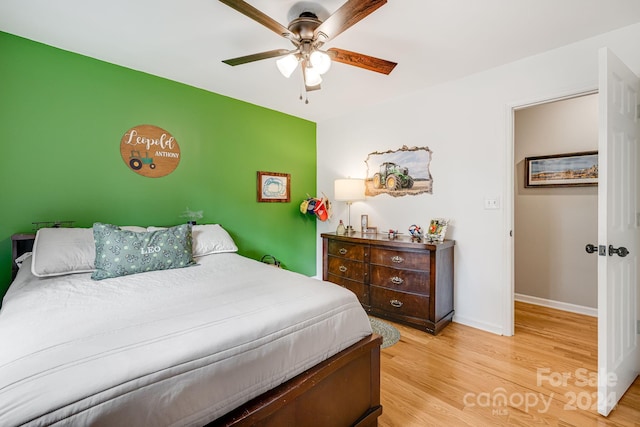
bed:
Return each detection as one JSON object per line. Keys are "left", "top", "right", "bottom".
{"left": 0, "top": 224, "right": 382, "bottom": 426}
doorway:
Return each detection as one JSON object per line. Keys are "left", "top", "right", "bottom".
{"left": 506, "top": 49, "right": 639, "bottom": 414}
{"left": 513, "top": 93, "right": 599, "bottom": 315}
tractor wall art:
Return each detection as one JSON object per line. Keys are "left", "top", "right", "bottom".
{"left": 365, "top": 146, "right": 433, "bottom": 197}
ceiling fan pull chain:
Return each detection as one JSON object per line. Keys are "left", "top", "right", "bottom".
{"left": 299, "top": 80, "right": 309, "bottom": 104}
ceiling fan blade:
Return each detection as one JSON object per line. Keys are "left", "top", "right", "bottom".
{"left": 222, "top": 49, "right": 291, "bottom": 66}
{"left": 327, "top": 48, "right": 397, "bottom": 75}
{"left": 219, "top": 0, "right": 295, "bottom": 40}
{"left": 314, "top": 0, "right": 387, "bottom": 42}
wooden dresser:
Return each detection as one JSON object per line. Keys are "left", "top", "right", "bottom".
{"left": 322, "top": 232, "right": 454, "bottom": 335}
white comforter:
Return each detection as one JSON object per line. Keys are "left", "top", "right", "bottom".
{"left": 0, "top": 253, "right": 372, "bottom": 426}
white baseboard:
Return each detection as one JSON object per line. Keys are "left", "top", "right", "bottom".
{"left": 452, "top": 315, "right": 505, "bottom": 336}
{"left": 515, "top": 293, "right": 597, "bottom": 317}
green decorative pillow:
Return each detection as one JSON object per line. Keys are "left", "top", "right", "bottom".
{"left": 92, "top": 223, "right": 196, "bottom": 280}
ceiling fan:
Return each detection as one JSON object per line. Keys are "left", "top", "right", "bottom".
{"left": 219, "top": 0, "right": 397, "bottom": 94}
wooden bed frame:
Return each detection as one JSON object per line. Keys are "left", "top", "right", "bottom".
{"left": 10, "top": 233, "right": 383, "bottom": 427}
{"left": 211, "top": 334, "right": 382, "bottom": 427}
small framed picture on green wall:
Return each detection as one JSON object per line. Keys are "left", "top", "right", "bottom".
{"left": 257, "top": 171, "right": 290, "bottom": 202}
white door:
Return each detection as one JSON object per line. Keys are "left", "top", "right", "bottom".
{"left": 597, "top": 47, "right": 639, "bottom": 416}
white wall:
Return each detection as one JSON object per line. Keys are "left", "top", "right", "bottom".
{"left": 514, "top": 94, "right": 598, "bottom": 309}
{"left": 316, "top": 23, "right": 640, "bottom": 335}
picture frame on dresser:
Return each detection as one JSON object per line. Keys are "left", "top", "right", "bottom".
{"left": 426, "top": 218, "right": 449, "bottom": 242}
{"left": 360, "top": 214, "right": 368, "bottom": 231}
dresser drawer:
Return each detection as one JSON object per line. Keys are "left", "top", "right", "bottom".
{"left": 327, "top": 256, "right": 367, "bottom": 282}
{"left": 327, "top": 240, "right": 367, "bottom": 261}
{"left": 370, "top": 286, "right": 429, "bottom": 319}
{"left": 370, "top": 247, "right": 430, "bottom": 270}
{"left": 370, "top": 265, "right": 430, "bottom": 295}
{"left": 327, "top": 275, "right": 370, "bottom": 306}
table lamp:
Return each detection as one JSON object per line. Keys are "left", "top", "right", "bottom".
{"left": 334, "top": 178, "right": 365, "bottom": 234}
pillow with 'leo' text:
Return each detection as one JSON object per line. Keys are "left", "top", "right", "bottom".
{"left": 92, "top": 222, "right": 195, "bottom": 280}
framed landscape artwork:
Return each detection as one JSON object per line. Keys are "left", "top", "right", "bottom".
{"left": 525, "top": 151, "right": 598, "bottom": 188}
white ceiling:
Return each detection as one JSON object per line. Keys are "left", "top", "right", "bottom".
{"left": 2, "top": 0, "right": 640, "bottom": 122}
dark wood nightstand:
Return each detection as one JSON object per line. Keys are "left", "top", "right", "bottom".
{"left": 11, "top": 233, "right": 35, "bottom": 279}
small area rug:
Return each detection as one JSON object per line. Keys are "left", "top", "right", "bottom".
{"left": 369, "top": 316, "right": 400, "bottom": 349}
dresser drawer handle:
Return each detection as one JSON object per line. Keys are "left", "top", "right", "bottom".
{"left": 391, "top": 256, "right": 404, "bottom": 264}
{"left": 339, "top": 265, "right": 348, "bottom": 273}
{"left": 390, "top": 276, "right": 404, "bottom": 285}
{"left": 390, "top": 299, "right": 403, "bottom": 308}
{"left": 339, "top": 248, "right": 348, "bottom": 255}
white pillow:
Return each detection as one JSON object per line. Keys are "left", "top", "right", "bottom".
{"left": 31, "top": 228, "right": 96, "bottom": 277}
{"left": 30, "top": 225, "right": 148, "bottom": 277}
{"left": 121, "top": 225, "right": 147, "bottom": 232}
{"left": 192, "top": 224, "right": 238, "bottom": 256}
{"left": 148, "top": 224, "right": 237, "bottom": 256}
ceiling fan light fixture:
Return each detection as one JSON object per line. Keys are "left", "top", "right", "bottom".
{"left": 219, "top": 0, "right": 397, "bottom": 93}
{"left": 310, "top": 50, "right": 331, "bottom": 75}
{"left": 304, "top": 65, "right": 322, "bottom": 86}
{"left": 276, "top": 54, "right": 299, "bottom": 78}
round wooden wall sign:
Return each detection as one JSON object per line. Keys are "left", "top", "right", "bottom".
{"left": 120, "top": 125, "right": 181, "bottom": 178}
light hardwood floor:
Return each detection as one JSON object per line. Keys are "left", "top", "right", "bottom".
{"left": 378, "top": 301, "right": 640, "bottom": 426}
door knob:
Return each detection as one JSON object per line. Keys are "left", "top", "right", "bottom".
{"left": 608, "top": 245, "right": 629, "bottom": 257}
{"left": 585, "top": 244, "right": 598, "bottom": 254}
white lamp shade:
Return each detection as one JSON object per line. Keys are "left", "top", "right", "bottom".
{"left": 304, "top": 65, "right": 322, "bottom": 86}
{"left": 334, "top": 178, "right": 365, "bottom": 202}
{"left": 310, "top": 50, "right": 331, "bottom": 75}
{"left": 276, "top": 54, "right": 299, "bottom": 78}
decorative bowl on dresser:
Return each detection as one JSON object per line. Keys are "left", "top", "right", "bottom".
{"left": 322, "top": 232, "right": 455, "bottom": 335}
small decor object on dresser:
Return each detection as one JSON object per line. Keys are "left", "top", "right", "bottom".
{"left": 427, "top": 218, "right": 448, "bottom": 242}
{"left": 408, "top": 224, "right": 423, "bottom": 237}
{"left": 361, "top": 214, "right": 368, "bottom": 232}
{"left": 120, "top": 124, "right": 181, "bottom": 178}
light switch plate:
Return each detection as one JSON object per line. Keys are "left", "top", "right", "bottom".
{"left": 484, "top": 198, "right": 500, "bottom": 210}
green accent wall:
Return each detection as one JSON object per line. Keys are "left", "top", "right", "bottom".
{"left": 0, "top": 32, "right": 317, "bottom": 300}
